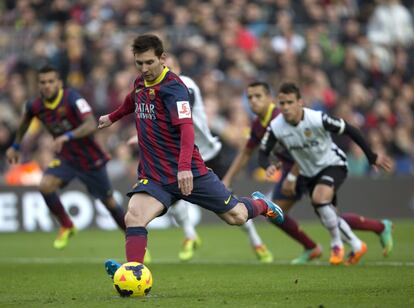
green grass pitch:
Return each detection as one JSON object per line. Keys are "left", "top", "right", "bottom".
{"left": 1, "top": 220, "right": 414, "bottom": 307}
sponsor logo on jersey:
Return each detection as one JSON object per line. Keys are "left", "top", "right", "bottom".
{"left": 177, "top": 101, "right": 191, "bottom": 119}
{"left": 135, "top": 102, "right": 156, "bottom": 120}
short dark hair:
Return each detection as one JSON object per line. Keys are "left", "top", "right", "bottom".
{"left": 38, "top": 64, "right": 59, "bottom": 76}
{"left": 278, "top": 82, "right": 301, "bottom": 99}
{"left": 247, "top": 81, "right": 271, "bottom": 94}
{"left": 132, "top": 34, "right": 164, "bottom": 57}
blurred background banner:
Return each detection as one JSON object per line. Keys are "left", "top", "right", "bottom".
{"left": 1, "top": 175, "right": 413, "bottom": 233}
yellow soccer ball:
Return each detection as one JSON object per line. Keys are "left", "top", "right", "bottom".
{"left": 113, "top": 262, "right": 153, "bottom": 297}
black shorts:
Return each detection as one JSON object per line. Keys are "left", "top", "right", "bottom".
{"left": 297, "top": 166, "right": 347, "bottom": 206}
{"left": 205, "top": 151, "right": 228, "bottom": 179}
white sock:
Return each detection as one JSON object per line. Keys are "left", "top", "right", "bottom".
{"left": 338, "top": 217, "right": 362, "bottom": 251}
{"left": 170, "top": 200, "right": 198, "bottom": 240}
{"left": 241, "top": 219, "right": 262, "bottom": 247}
{"left": 316, "top": 205, "right": 343, "bottom": 248}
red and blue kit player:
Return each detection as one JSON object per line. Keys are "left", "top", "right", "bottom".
{"left": 223, "top": 81, "right": 394, "bottom": 264}
{"left": 6, "top": 65, "right": 126, "bottom": 249}
{"left": 98, "top": 34, "right": 283, "bottom": 281}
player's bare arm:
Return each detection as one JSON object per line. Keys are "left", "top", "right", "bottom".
{"left": 281, "top": 163, "right": 299, "bottom": 196}
{"left": 6, "top": 111, "right": 33, "bottom": 164}
{"left": 53, "top": 114, "right": 97, "bottom": 153}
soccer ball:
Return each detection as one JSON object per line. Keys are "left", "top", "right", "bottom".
{"left": 113, "top": 262, "right": 153, "bottom": 297}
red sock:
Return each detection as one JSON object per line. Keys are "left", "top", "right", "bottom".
{"left": 239, "top": 197, "right": 268, "bottom": 219}
{"left": 41, "top": 193, "right": 73, "bottom": 228}
{"left": 125, "top": 227, "right": 148, "bottom": 263}
{"left": 274, "top": 214, "right": 316, "bottom": 250}
{"left": 341, "top": 213, "right": 384, "bottom": 234}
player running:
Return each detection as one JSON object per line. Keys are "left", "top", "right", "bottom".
{"left": 6, "top": 65, "right": 126, "bottom": 249}
{"left": 258, "top": 82, "right": 393, "bottom": 265}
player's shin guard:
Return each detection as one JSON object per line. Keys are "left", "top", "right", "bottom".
{"left": 338, "top": 217, "right": 362, "bottom": 251}
{"left": 41, "top": 192, "right": 73, "bottom": 228}
{"left": 313, "top": 203, "right": 342, "bottom": 248}
{"left": 241, "top": 219, "right": 263, "bottom": 247}
{"left": 108, "top": 205, "right": 126, "bottom": 231}
{"left": 125, "top": 227, "right": 148, "bottom": 263}
{"left": 239, "top": 197, "right": 267, "bottom": 219}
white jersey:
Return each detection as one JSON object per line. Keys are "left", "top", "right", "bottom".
{"left": 265, "top": 108, "right": 347, "bottom": 177}
{"left": 180, "top": 75, "right": 222, "bottom": 161}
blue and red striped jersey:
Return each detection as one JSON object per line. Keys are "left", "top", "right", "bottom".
{"left": 26, "top": 89, "right": 109, "bottom": 170}
{"left": 116, "top": 67, "right": 208, "bottom": 184}
{"left": 246, "top": 103, "right": 294, "bottom": 167}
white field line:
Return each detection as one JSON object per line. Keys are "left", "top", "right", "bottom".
{"left": 0, "top": 257, "right": 414, "bottom": 267}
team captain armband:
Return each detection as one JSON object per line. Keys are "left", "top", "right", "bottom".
{"left": 177, "top": 101, "right": 191, "bottom": 119}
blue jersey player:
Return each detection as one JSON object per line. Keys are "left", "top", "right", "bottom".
{"left": 6, "top": 65, "right": 126, "bottom": 249}
{"left": 99, "top": 34, "right": 284, "bottom": 281}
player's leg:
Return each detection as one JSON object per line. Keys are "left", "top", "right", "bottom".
{"left": 40, "top": 159, "right": 77, "bottom": 249}
{"left": 169, "top": 200, "right": 201, "bottom": 261}
{"left": 79, "top": 166, "right": 126, "bottom": 231}
{"left": 311, "top": 166, "right": 366, "bottom": 265}
{"left": 241, "top": 219, "right": 273, "bottom": 263}
{"left": 183, "top": 171, "right": 283, "bottom": 226}
{"left": 341, "top": 213, "right": 393, "bottom": 257}
{"left": 270, "top": 177, "right": 321, "bottom": 264}
{"left": 105, "top": 180, "right": 172, "bottom": 279}
{"left": 273, "top": 199, "right": 322, "bottom": 264}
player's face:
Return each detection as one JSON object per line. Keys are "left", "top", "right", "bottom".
{"left": 277, "top": 92, "right": 303, "bottom": 124}
{"left": 134, "top": 49, "right": 166, "bottom": 82}
{"left": 38, "top": 72, "right": 62, "bottom": 100}
{"left": 247, "top": 86, "right": 271, "bottom": 116}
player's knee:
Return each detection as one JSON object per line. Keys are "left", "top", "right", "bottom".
{"left": 125, "top": 211, "right": 145, "bottom": 227}
{"left": 222, "top": 211, "right": 246, "bottom": 226}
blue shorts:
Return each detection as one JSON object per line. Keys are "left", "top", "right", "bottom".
{"left": 127, "top": 170, "right": 239, "bottom": 215}
{"left": 44, "top": 158, "right": 113, "bottom": 201}
{"left": 271, "top": 167, "right": 305, "bottom": 202}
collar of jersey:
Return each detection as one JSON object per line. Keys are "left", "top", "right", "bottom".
{"left": 144, "top": 66, "right": 169, "bottom": 87}
{"left": 260, "top": 103, "right": 276, "bottom": 126}
{"left": 43, "top": 88, "right": 63, "bottom": 109}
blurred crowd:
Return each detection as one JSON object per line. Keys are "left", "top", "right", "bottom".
{"left": 1, "top": 0, "right": 414, "bottom": 185}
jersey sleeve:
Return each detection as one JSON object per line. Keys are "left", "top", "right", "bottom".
{"left": 68, "top": 90, "right": 93, "bottom": 120}
{"left": 160, "top": 80, "right": 192, "bottom": 126}
{"left": 321, "top": 113, "right": 345, "bottom": 134}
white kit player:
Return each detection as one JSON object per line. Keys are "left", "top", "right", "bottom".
{"left": 258, "top": 82, "right": 393, "bottom": 265}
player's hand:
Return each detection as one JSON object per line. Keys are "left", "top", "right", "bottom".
{"left": 53, "top": 135, "right": 69, "bottom": 153}
{"left": 265, "top": 164, "right": 278, "bottom": 178}
{"left": 177, "top": 170, "right": 193, "bottom": 196}
{"left": 374, "top": 153, "right": 394, "bottom": 173}
{"left": 98, "top": 115, "right": 113, "bottom": 129}
{"left": 281, "top": 178, "right": 296, "bottom": 196}
{"left": 6, "top": 147, "right": 20, "bottom": 164}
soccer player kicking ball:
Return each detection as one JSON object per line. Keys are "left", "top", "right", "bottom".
{"left": 6, "top": 65, "right": 126, "bottom": 249}
{"left": 258, "top": 82, "right": 393, "bottom": 265}
{"left": 98, "top": 34, "right": 283, "bottom": 278}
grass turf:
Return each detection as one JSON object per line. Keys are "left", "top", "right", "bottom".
{"left": 1, "top": 220, "right": 413, "bottom": 307}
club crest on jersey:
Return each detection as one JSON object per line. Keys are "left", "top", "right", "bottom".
{"left": 304, "top": 128, "right": 312, "bottom": 138}
{"left": 177, "top": 101, "right": 191, "bottom": 119}
{"left": 58, "top": 106, "right": 66, "bottom": 116}
{"left": 149, "top": 88, "right": 156, "bottom": 100}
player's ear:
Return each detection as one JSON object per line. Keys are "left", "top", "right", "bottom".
{"left": 160, "top": 52, "right": 167, "bottom": 65}
{"left": 298, "top": 98, "right": 304, "bottom": 107}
